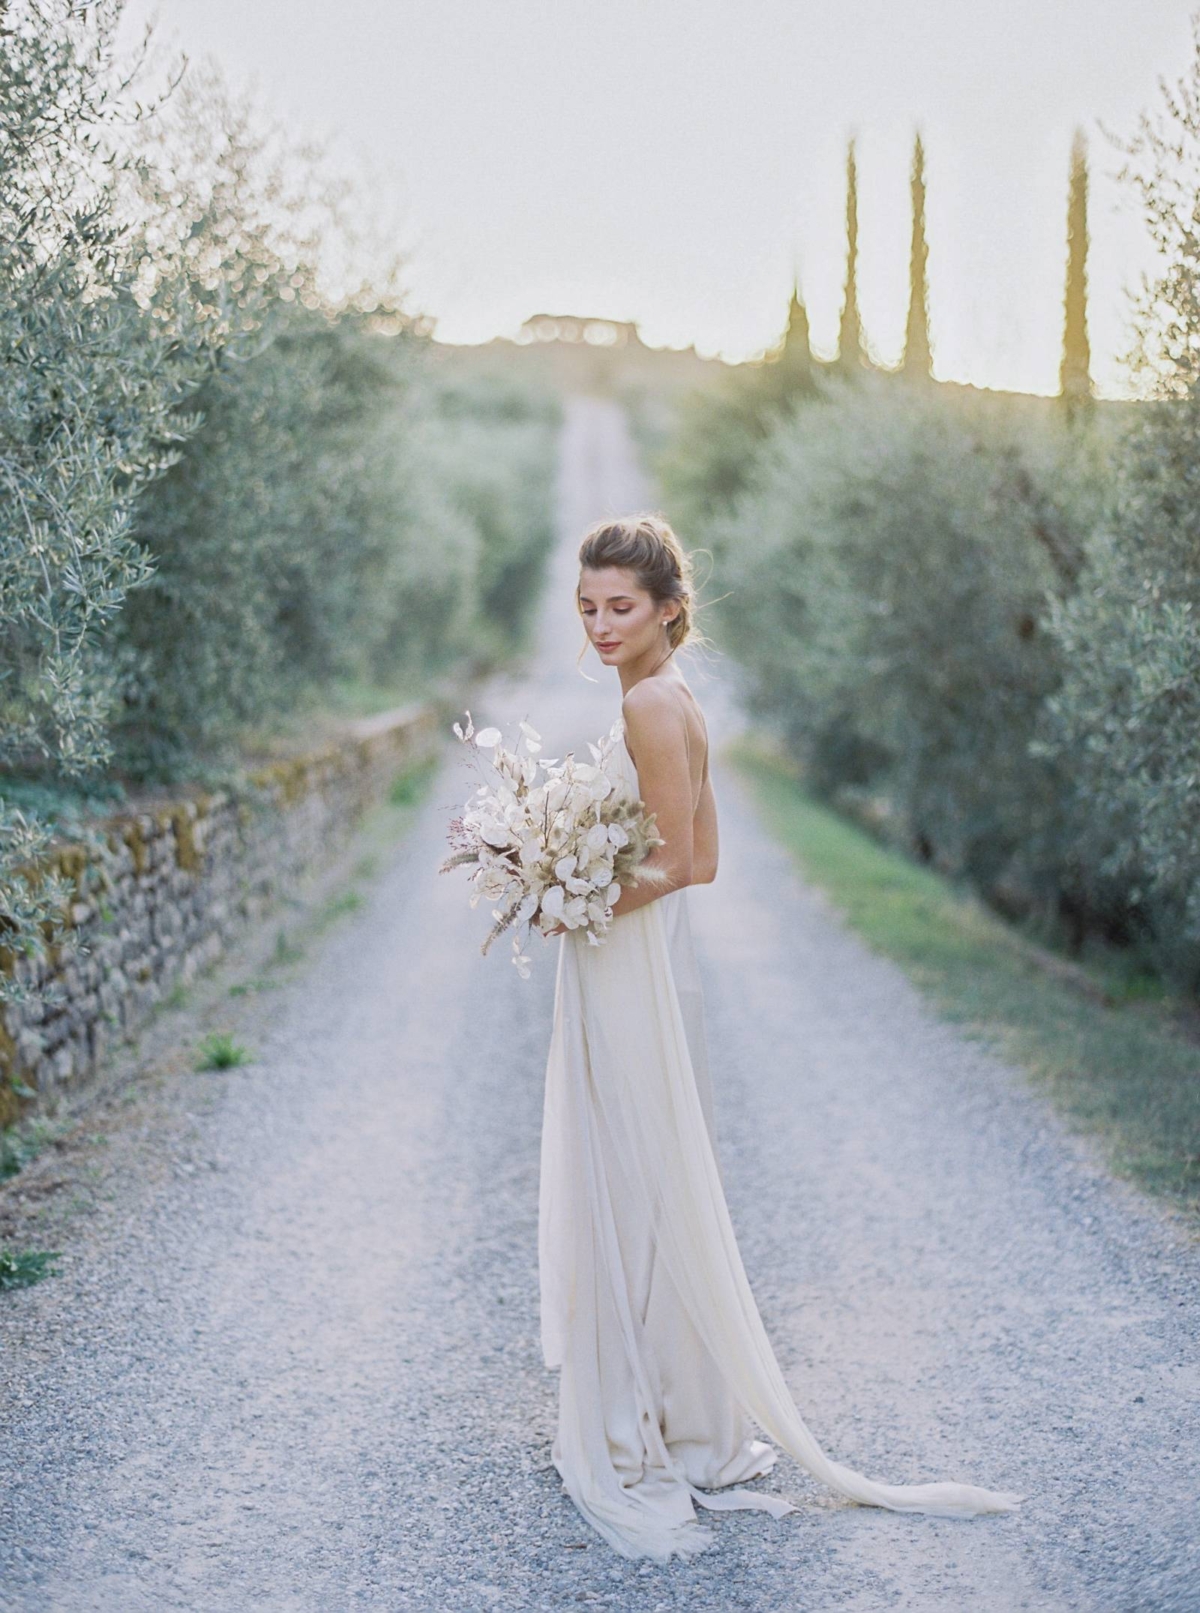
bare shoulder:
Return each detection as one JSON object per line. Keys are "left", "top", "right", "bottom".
{"left": 622, "top": 677, "right": 687, "bottom": 720}
{"left": 621, "top": 680, "right": 690, "bottom": 747}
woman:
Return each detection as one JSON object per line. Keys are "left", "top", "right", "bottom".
{"left": 537, "top": 513, "right": 1024, "bottom": 1563}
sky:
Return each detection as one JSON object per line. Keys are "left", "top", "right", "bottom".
{"left": 119, "top": 0, "right": 1199, "bottom": 397}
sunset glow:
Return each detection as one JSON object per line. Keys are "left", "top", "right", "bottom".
{"left": 119, "top": 0, "right": 1198, "bottom": 396}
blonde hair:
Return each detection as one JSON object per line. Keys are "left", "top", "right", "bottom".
{"left": 575, "top": 513, "right": 710, "bottom": 665}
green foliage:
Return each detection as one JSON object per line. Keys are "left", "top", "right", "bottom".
{"left": 0, "top": 1116, "right": 59, "bottom": 1181}
{"left": 0, "top": 3, "right": 198, "bottom": 781}
{"left": 100, "top": 77, "right": 560, "bottom": 774}
{"left": 194, "top": 1032, "right": 250, "bottom": 1071}
{"left": 314, "top": 889, "right": 364, "bottom": 929}
{"left": 410, "top": 373, "right": 559, "bottom": 668}
{"left": 654, "top": 339, "right": 822, "bottom": 539}
{"left": 0, "top": 1, "right": 205, "bottom": 988}
{"left": 110, "top": 310, "right": 420, "bottom": 776}
{"left": 389, "top": 757, "right": 437, "bottom": 807}
{"left": 1034, "top": 24, "right": 1200, "bottom": 990}
{"left": 100, "top": 70, "right": 418, "bottom": 775}
{"left": 271, "top": 930, "right": 305, "bottom": 968}
{"left": 0, "top": 1247, "right": 62, "bottom": 1290}
{"left": 657, "top": 31, "right": 1200, "bottom": 995}
{"left": 0, "top": 17, "right": 560, "bottom": 1003}
{"left": 706, "top": 379, "right": 1105, "bottom": 911}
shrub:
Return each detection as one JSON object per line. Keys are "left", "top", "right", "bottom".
{"left": 0, "top": 1, "right": 204, "bottom": 991}
{"left": 1033, "top": 21, "right": 1200, "bottom": 988}
{"left": 702, "top": 376, "right": 1107, "bottom": 920}
{"left": 0, "top": 20, "right": 561, "bottom": 1015}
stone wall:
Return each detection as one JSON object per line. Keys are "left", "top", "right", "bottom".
{"left": 0, "top": 704, "right": 439, "bottom": 1125}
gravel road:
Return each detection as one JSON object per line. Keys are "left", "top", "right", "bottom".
{"left": 2, "top": 397, "right": 1198, "bottom": 1613}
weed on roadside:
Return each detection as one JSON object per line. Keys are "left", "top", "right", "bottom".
{"left": 314, "top": 890, "right": 364, "bottom": 931}
{"left": 228, "top": 976, "right": 281, "bottom": 997}
{"left": 0, "top": 1248, "right": 61, "bottom": 1291}
{"left": 271, "top": 929, "right": 305, "bottom": 968}
{"left": 195, "top": 1033, "right": 251, "bottom": 1072}
{"left": 0, "top": 1117, "right": 67, "bottom": 1183}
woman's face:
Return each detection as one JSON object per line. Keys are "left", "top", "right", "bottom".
{"left": 578, "top": 565, "right": 676, "bottom": 667}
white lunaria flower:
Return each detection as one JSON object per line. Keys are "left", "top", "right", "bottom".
{"left": 519, "top": 720, "right": 541, "bottom": 742}
{"left": 478, "top": 817, "right": 512, "bottom": 848}
{"left": 554, "top": 854, "right": 576, "bottom": 883}
{"left": 586, "top": 931, "right": 603, "bottom": 946}
{"left": 541, "top": 885, "right": 566, "bottom": 920}
{"left": 606, "top": 882, "right": 622, "bottom": 904}
{"left": 474, "top": 726, "right": 501, "bottom": 748}
{"left": 586, "top": 822, "right": 610, "bottom": 852}
{"left": 477, "top": 866, "right": 513, "bottom": 900}
{"left": 607, "top": 823, "right": 629, "bottom": 847}
{"left": 546, "top": 778, "right": 569, "bottom": 814}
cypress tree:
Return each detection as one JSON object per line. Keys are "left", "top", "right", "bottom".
{"left": 1060, "top": 128, "right": 1092, "bottom": 411}
{"left": 780, "top": 277, "right": 814, "bottom": 381}
{"left": 756, "top": 277, "right": 817, "bottom": 414}
{"left": 902, "top": 132, "right": 933, "bottom": 379}
{"left": 837, "top": 138, "right": 867, "bottom": 369}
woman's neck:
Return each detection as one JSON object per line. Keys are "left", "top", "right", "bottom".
{"left": 617, "top": 644, "right": 683, "bottom": 697}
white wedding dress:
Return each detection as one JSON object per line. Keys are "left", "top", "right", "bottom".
{"left": 537, "top": 717, "right": 1024, "bottom": 1562}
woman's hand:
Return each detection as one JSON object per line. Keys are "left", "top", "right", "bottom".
{"left": 542, "top": 921, "right": 567, "bottom": 939}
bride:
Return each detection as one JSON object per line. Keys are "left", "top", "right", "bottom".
{"left": 536, "top": 513, "right": 1024, "bottom": 1562}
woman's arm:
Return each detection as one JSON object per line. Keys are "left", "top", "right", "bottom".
{"left": 604, "top": 682, "right": 696, "bottom": 920}
{"left": 691, "top": 772, "right": 719, "bottom": 884}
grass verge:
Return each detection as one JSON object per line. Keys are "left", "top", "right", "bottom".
{"left": 728, "top": 735, "right": 1200, "bottom": 1216}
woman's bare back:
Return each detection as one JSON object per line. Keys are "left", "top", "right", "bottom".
{"left": 623, "top": 671, "right": 718, "bottom": 884}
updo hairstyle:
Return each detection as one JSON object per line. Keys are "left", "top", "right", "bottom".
{"left": 576, "top": 513, "right": 709, "bottom": 659}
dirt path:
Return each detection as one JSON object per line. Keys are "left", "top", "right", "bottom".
{"left": 1, "top": 398, "right": 1197, "bottom": 1612}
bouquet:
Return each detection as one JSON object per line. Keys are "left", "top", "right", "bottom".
{"left": 439, "top": 710, "right": 668, "bottom": 975}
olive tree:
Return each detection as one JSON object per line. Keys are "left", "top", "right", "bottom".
{"left": 0, "top": 1, "right": 202, "bottom": 991}
{"left": 1036, "top": 19, "right": 1200, "bottom": 985}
